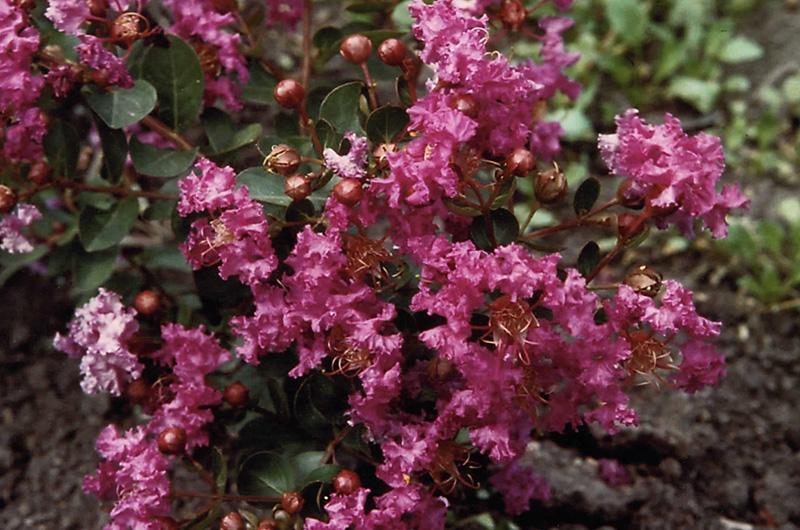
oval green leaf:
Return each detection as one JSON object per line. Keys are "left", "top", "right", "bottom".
{"left": 573, "top": 177, "right": 600, "bottom": 216}
{"left": 469, "top": 209, "right": 520, "bottom": 251}
{"left": 203, "top": 108, "right": 263, "bottom": 155}
{"left": 95, "top": 118, "right": 128, "bottom": 183}
{"left": 44, "top": 119, "right": 80, "bottom": 178}
{"left": 130, "top": 137, "right": 197, "bottom": 177}
{"left": 79, "top": 197, "right": 139, "bottom": 252}
{"left": 237, "top": 452, "right": 295, "bottom": 497}
{"left": 319, "top": 81, "right": 365, "bottom": 134}
{"left": 142, "top": 36, "right": 204, "bottom": 131}
{"left": 84, "top": 80, "right": 157, "bottom": 129}
{"left": 577, "top": 241, "right": 600, "bottom": 277}
{"left": 366, "top": 105, "right": 409, "bottom": 144}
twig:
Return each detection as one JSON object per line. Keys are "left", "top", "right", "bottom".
{"left": 141, "top": 116, "right": 194, "bottom": 151}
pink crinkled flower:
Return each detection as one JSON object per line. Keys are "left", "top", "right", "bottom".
{"left": 152, "top": 323, "right": 229, "bottom": 383}
{"left": 0, "top": 2, "right": 43, "bottom": 112}
{"left": 324, "top": 132, "right": 370, "bottom": 180}
{"left": 83, "top": 426, "right": 171, "bottom": 530}
{"left": 177, "top": 158, "right": 246, "bottom": 215}
{"left": 3, "top": 107, "right": 47, "bottom": 162}
{"left": 53, "top": 288, "right": 142, "bottom": 395}
{"left": 45, "top": 0, "right": 89, "bottom": 34}
{"left": 148, "top": 382, "right": 221, "bottom": 449}
{"left": 489, "top": 459, "right": 550, "bottom": 515}
{"left": 305, "top": 488, "right": 369, "bottom": 530}
{"left": 76, "top": 35, "right": 134, "bottom": 88}
{"left": 599, "top": 109, "right": 749, "bottom": 238}
{"left": 362, "top": 484, "right": 448, "bottom": 530}
{"left": 0, "top": 203, "right": 41, "bottom": 253}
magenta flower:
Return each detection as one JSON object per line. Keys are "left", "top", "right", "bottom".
{"left": 45, "top": 0, "right": 89, "bottom": 34}
{"left": 599, "top": 110, "right": 749, "bottom": 238}
{"left": 178, "top": 158, "right": 245, "bottom": 215}
{"left": 53, "top": 289, "right": 143, "bottom": 395}
{"left": 598, "top": 458, "right": 631, "bottom": 487}
{"left": 153, "top": 323, "right": 230, "bottom": 383}
{"left": 324, "top": 132, "right": 370, "bottom": 180}
{"left": 0, "top": 203, "right": 42, "bottom": 254}
{"left": 489, "top": 459, "right": 550, "bottom": 515}
{"left": 76, "top": 35, "right": 134, "bottom": 89}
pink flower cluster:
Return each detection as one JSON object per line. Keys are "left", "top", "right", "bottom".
{"left": 60, "top": 289, "right": 231, "bottom": 528}
{"left": 0, "top": 2, "right": 46, "bottom": 162}
{"left": 599, "top": 109, "right": 749, "bottom": 238}
{"left": 53, "top": 288, "right": 143, "bottom": 396}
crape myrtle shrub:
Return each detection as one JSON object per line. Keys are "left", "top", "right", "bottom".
{"left": 0, "top": 0, "right": 749, "bottom": 528}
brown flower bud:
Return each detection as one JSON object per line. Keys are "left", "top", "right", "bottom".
{"left": 617, "top": 213, "right": 647, "bottom": 241}
{"left": 448, "top": 93, "right": 479, "bottom": 119}
{"left": 377, "top": 38, "right": 407, "bottom": 66}
{"left": 332, "top": 469, "right": 362, "bottom": 495}
{"left": 340, "top": 34, "right": 373, "bottom": 64}
{"left": 333, "top": 178, "right": 363, "bottom": 207}
{"left": 257, "top": 520, "right": 279, "bottom": 530}
{"left": 193, "top": 41, "right": 222, "bottom": 78}
{"left": 220, "top": 511, "right": 245, "bottom": 530}
{"left": 111, "top": 12, "right": 145, "bottom": 48}
{"left": 125, "top": 378, "right": 151, "bottom": 406}
{"left": 211, "top": 0, "right": 238, "bottom": 13}
{"left": 623, "top": 265, "right": 662, "bottom": 298}
{"left": 534, "top": 165, "right": 567, "bottom": 204}
{"left": 616, "top": 178, "right": 645, "bottom": 210}
{"left": 12, "top": 0, "right": 35, "bottom": 12}
{"left": 498, "top": 0, "right": 527, "bottom": 30}
{"left": 427, "top": 357, "right": 455, "bottom": 381}
{"left": 273, "top": 79, "right": 305, "bottom": 109}
{"left": 157, "top": 427, "right": 187, "bottom": 455}
{"left": 86, "top": 0, "right": 108, "bottom": 18}
{"left": 284, "top": 174, "right": 311, "bottom": 202}
{"left": 0, "top": 185, "right": 17, "bottom": 213}
{"left": 223, "top": 381, "right": 249, "bottom": 408}
{"left": 505, "top": 148, "right": 535, "bottom": 177}
{"left": 265, "top": 144, "right": 301, "bottom": 176}
{"left": 280, "top": 492, "right": 304, "bottom": 515}
{"left": 91, "top": 69, "right": 111, "bottom": 89}
{"left": 134, "top": 290, "right": 161, "bottom": 316}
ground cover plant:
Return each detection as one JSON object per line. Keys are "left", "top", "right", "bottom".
{"left": 0, "top": 0, "right": 751, "bottom": 528}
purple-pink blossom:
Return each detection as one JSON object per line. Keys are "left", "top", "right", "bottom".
{"left": 45, "top": 0, "right": 89, "bottom": 34}
{"left": 76, "top": 35, "right": 134, "bottom": 89}
{"left": 0, "top": 203, "right": 41, "bottom": 253}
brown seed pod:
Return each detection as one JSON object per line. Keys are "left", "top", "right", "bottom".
{"left": 273, "top": 79, "right": 305, "bottom": 109}
{"left": 157, "top": 427, "right": 187, "bottom": 455}
{"left": 505, "top": 148, "right": 535, "bottom": 177}
{"left": 220, "top": 511, "right": 245, "bottom": 530}
{"left": 257, "top": 520, "right": 279, "bottom": 530}
{"left": 280, "top": 491, "right": 305, "bottom": 515}
{"left": 223, "top": 381, "right": 249, "bottom": 408}
{"left": 616, "top": 178, "right": 645, "bottom": 210}
{"left": 448, "top": 93, "right": 479, "bottom": 119}
{"left": 617, "top": 213, "right": 647, "bottom": 241}
{"left": 284, "top": 174, "right": 311, "bottom": 202}
{"left": 623, "top": 265, "right": 662, "bottom": 298}
{"left": 534, "top": 164, "right": 567, "bottom": 204}
{"left": 111, "top": 12, "right": 147, "bottom": 48}
{"left": 0, "top": 185, "right": 17, "bottom": 213}
{"left": 498, "top": 0, "right": 527, "bottom": 30}
{"left": 265, "top": 144, "right": 301, "bottom": 176}
{"left": 134, "top": 290, "right": 161, "bottom": 316}
{"left": 87, "top": 0, "right": 108, "bottom": 18}
{"left": 333, "top": 178, "right": 363, "bottom": 207}
{"left": 340, "top": 34, "right": 373, "bottom": 65}
{"left": 332, "top": 469, "right": 362, "bottom": 495}
{"left": 125, "top": 378, "right": 151, "bottom": 406}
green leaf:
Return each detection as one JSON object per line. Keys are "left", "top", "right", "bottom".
{"left": 236, "top": 167, "right": 291, "bottom": 207}
{"left": 313, "top": 26, "right": 345, "bottom": 66}
{"left": 292, "top": 451, "right": 340, "bottom": 487}
{"left": 0, "top": 246, "right": 48, "bottom": 287}
{"left": 79, "top": 197, "right": 139, "bottom": 252}
{"left": 73, "top": 245, "right": 118, "bottom": 292}
{"left": 577, "top": 241, "right": 600, "bottom": 277}
{"left": 365, "top": 105, "right": 409, "bottom": 144}
{"left": 95, "top": 118, "right": 128, "bottom": 183}
{"left": 605, "top": 0, "right": 648, "bottom": 46}
{"left": 142, "top": 36, "right": 204, "bottom": 131}
{"left": 241, "top": 63, "right": 277, "bottom": 105}
{"left": 44, "top": 119, "right": 80, "bottom": 178}
{"left": 202, "top": 108, "right": 263, "bottom": 155}
{"left": 84, "top": 80, "right": 157, "bottom": 129}
{"left": 130, "top": 138, "right": 197, "bottom": 177}
{"left": 237, "top": 452, "right": 295, "bottom": 497}
{"left": 469, "top": 209, "right": 520, "bottom": 251}
{"left": 316, "top": 119, "right": 342, "bottom": 151}
{"left": 667, "top": 76, "right": 720, "bottom": 113}
{"left": 573, "top": 178, "right": 600, "bottom": 216}
{"left": 319, "top": 81, "right": 365, "bottom": 134}
{"left": 718, "top": 35, "right": 763, "bottom": 64}
{"left": 212, "top": 448, "right": 228, "bottom": 493}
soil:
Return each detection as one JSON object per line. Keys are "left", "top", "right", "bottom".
{"left": 2, "top": 2, "right": 799, "bottom": 530}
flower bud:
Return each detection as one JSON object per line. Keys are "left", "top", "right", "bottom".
{"left": 87, "top": 0, "right": 108, "bottom": 17}
{"left": 332, "top": 469, "right": 362, "bottom": 495}
{"left": 616, "top": 178, "right": 645, "bottom": 210}
{"left": 498, "top": 0, "right": 527, "bottom": 30}
{"left": 340, "top": 34, "right": 373, "bottom": 64}
{"left": 280, "top": 491, "right": 304, "bottom": 514}
{"left": 505, "top": 148, "right": 535, "bottom": 177}
{"left": 134, "top": 290, "right": 161, "bottom": 316}
{"left": 257, "top": 520, "right": 278, "bottom": 530}
{"left": 427, "top": 357, "right": 455, "bottom": 381}
{"left": 211, "top": 0, "right": 237, "bottom": 13}
{"left": 333, "top": 178, "right": 363, "bottom": 207}
{"left": 623, "top": 266, "right": 662, "bottom": 298}
{"left": 266, "top": 144, "right": 301, "bottom": 176}
{"left": 284, "top": 174, "right": 311, "bottom": 202}
{"left": 0, "top": 185, "right": 17, "bottom": 213}
{"left": 12, "top": 0, "right": 35, "bottom": 12}
{"left": 378, "top": 38, "right": 407, "bottom": 66}
{"left": 157, "top": 517, "right": 180, "bottom": 530}
{"left": 273, "top": 79, "right": 305, "bottom": 109}
{"left": 125, "top": 378, "right": 151, "bottom": 406}
{"left": 448, "top": 93, "right": 479, "bottom": 119}
{"left": 157, "top": 427, "right": 187, "bottom": 455}
{"left": 534, "top": 165, "right": 567, "bottom": 204}
{"left": 617, "top": 213, "right": 647, "bottom": 240}
{"left": 220, "top": 512, "right": 245, "bottom": 530}
{"left": 223, "top": 381, "right": 249, "bottom": 408}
